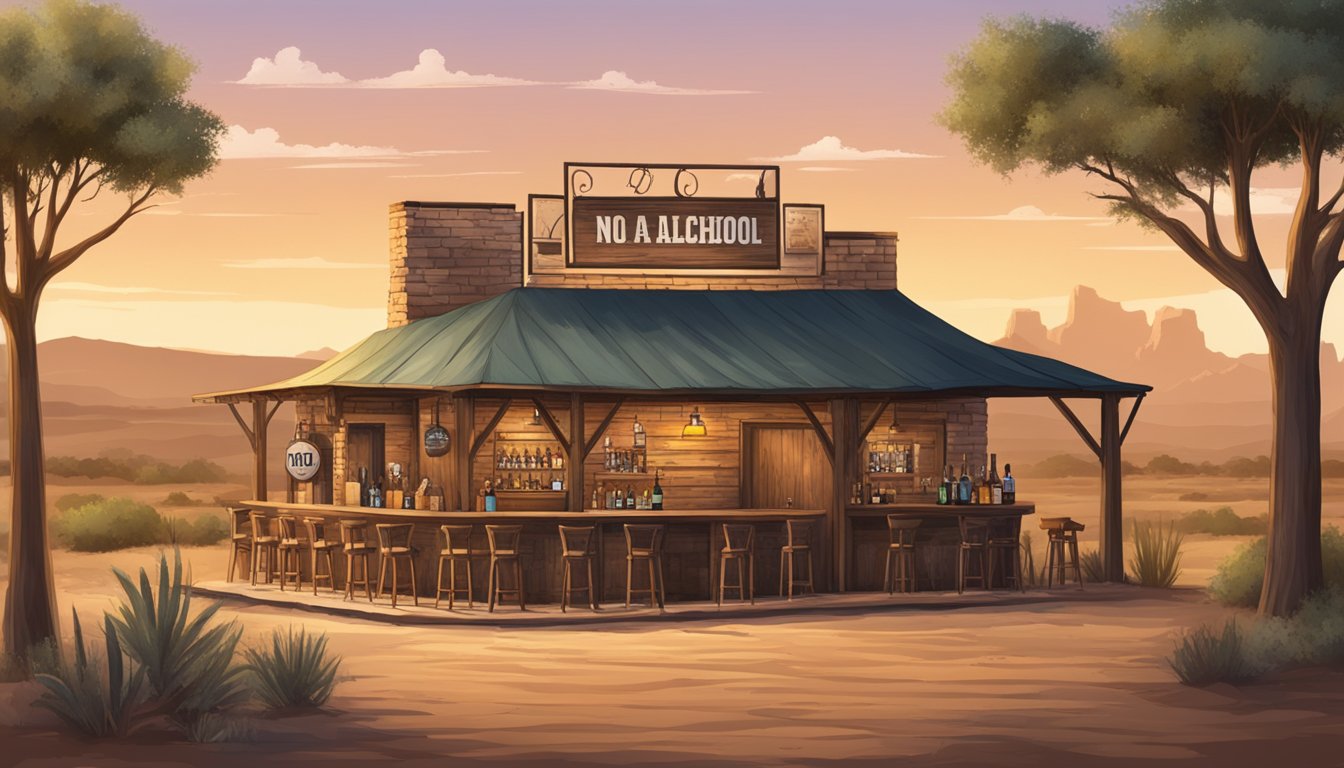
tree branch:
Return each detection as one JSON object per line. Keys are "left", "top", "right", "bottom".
{"left": 39, "top": 186, "right": 157, "bottom": 287}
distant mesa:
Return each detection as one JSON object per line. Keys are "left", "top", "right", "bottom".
{"left": 297, "top": 347, "right": 339, "bottom": 361}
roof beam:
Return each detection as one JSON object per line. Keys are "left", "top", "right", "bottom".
{"left": 1050, "top": 396, "right": 1102, "bottom": 460}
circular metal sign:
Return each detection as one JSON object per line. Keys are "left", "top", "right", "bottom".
{"left": 424, "top": 424, "right": 451, "bottom": 457}
{"left": 285, "top": 439, "right": 322, "bottom": 481}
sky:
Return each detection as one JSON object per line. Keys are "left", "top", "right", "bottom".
{"left": 10, "top": 0, "right": 1344, "bottom": 358}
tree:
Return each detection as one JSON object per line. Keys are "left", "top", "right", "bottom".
{"left": 941, "top": 0, "right": 1344, "bottom": 616}
{"left": 0, "top": 0, "right": 221, "bottom": 656}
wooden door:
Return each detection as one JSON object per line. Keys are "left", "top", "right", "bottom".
{"left": 742, "top": 423, "right": 830, "bottom": 509}
{"left": 346, "top": 424, "right": 386, "bottom": 487}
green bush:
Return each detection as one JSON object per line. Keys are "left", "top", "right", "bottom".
{"left": 33, "top": 609, "right": 146, "bottom": 737}
{"left": 1128, "top": 520, "right": 1184, "bottom": 588}
{"left": 1175, "top": 507, "right": 1267, "bottom": 536}
{"left": 52, "top": 498, "right": 164, "bottom": 552}
{"left": 164, "top": 514, "right": 229, "bottom": 547}
{"left": 54, "top": 493, "right": 105, "bottom": 512}
{"left": 43, "top": 453, "right": 230, "bottom": 484}
{"left": 1210, "top": 527, "right": 1344, "bottom": 608}
{"left": 1168, "top": 620, "right": 1255, "bottom": 686}
{"left": 244, "top": 627, "right": 341, "bottom": 710}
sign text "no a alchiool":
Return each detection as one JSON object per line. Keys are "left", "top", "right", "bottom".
{"left": 595, "top": 215, "right": 764, "bottom": 246}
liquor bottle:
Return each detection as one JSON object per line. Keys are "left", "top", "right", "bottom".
{"left": 484, "top": 480, "right": 497, "bottom": 512}
{"left": 1003, "top": 463, "right": 1016, "bottom": 505}
{"left": 989, "top": 453, "right": 1003, "bottom": 505}
{"left": 604, "top": 436, "right": 613, "bottom": 471}
{"left": 870, "top": 482, "right": 881, "bottom": 505}
{"left": 652, "top": 470, "right": 664, "bottom": 510}
{"left": 509, "top": 447, "right": 519, "bottom": 469}
{"left": 958, "top": 458, "right": 972, "bottom": 505}
{"left": 554, "top": 450, "right": 564, "bottom": 470}
{"left": 615, "top": 487, "right": 624, "bottom": 509}
{"left": 551, "top": 474, "right": 563, "bottom": 491}
{"left": 625, "top": 483, "right": 635, "bottom": 509}
{"left": 972, "top": 465, "right": 984, "bottom": 504}
{"left": 642, "top": 489, "right": 651, "bottom": 509}
{"left": 358, "top": 466, "right": 369, "bottom": 507}
{"left": 938, "top": 465, "right": 950, "bottom": 505}
{"left": 544, "top": 447, "right": 553, "bottom": 468}
{"left": 592, "top": 484, "right": 602, "bottom": 509}
{"left": 534, "top": 447, "right": 543, "bottom": 468}
{"left": 497, "top": 450, "right": 505, "bottom": 470}
{"left": 633, "top": 415, "right": 646, "bottom": 449}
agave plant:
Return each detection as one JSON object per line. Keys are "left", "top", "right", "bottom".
{"left": 107, "top": 549, "right": 248, "bottom": 730}
{"left": 244, "top": 627, "right": 341, "bottom": 709}
{"left": 33, "top": 608, "right": 146, "bottom": 737}
{"left": 1079, "top": 548, "right": 1106, "bottom": 583}
{"left": 1129, "top": 520, "right": 1185, "bottom": 588}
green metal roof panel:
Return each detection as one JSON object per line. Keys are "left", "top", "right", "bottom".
{"left": 202, "top": 288, "right": 1149, "bottom": 398}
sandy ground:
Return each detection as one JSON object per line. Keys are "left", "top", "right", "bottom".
{"left": 0, "top": 475, "right": 1342, "bottom": 766}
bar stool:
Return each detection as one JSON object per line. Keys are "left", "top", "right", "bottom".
{"left": 340, "top": 519, "right": 375, "bottom": 602}
{"left": 1041, "top": 517, "right": 1085, "bottom": 589}
{"left": 375, "top": 523, "right": 419, "bottom": 608}
{"left": 248, "top": 511, "right": 279, "bottom": 586}
{"left": 276, "top": 515, "right": 304, "bottom": 591}
{"left": 486, "top": 524, "right": 525, "bottom": 612}
{"left": 957, "top": 516, "right": 991, "bottom": 594}
{"left": 779, "top": 519, "right": 814, "bottom": 600}
{"left": 225, "top": 507, "right": 252, "bottom": 583}
{"left": 624, "top": 524, "right": 665, "bottom": 610}
{"left": 885, "top": 516, "right": 921, "bottom": 594}
{"left": 303, "top": 517, "right": 340, "bottom": 595}
{"left": 558, "top": 525, "right": 598, "bottom": 612}
{"left": 988, "top": 517, "right": 1025, "bottom": 592}
{"left": 718, "top": 523, "right": 755, "bottom": 606}
{"left": 435, "top": 524, "right": 476, "bottom": 609}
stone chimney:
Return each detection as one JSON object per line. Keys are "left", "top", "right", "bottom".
{"left": 387, "top": 201, "right": 523, "bottom": 327}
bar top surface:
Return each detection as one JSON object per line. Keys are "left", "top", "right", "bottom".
{"left": 241, "top": 500, "right": 826, "bottom": 521}
{"left": 846, "top": 502, "right": 1036, "bottom": 517}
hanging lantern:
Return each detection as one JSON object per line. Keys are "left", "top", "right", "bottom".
{"left": 681, "top": 407, "right": 707, "bottom": 438}
{"left": 424, "top": 400, "right": 451, "bottom": 457}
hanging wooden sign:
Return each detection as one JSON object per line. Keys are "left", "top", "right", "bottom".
{"left": 570, "top": 197, "right": 780, "bottom": 269}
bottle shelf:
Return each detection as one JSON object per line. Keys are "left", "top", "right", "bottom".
{"left": 594, "top": 471, "right": 650, "bottom": 479}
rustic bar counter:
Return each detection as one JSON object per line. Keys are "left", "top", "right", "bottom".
{"left": 242, "top": 500, "right": 826, "bottom": 604}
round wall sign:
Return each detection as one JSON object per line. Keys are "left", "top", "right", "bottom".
{"left": 285, "top": 439, "right": 322, "bottom": 481}
{"left": 424, "top": 424, "right": 451, "bottom": 457}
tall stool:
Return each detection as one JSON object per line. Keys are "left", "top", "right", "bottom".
{"left": 779, "top": 519, "right": 815, "bottom": 600}
{"left": 718, "top": 523, "right": 756, "bottom": 606}
{"left": 486, "top": 524, "right": 525, "bottom": 612}
{"left": 988, "top": 516, "right": 1024, "bottom": 592}
{"left": 340, "top": 519, "right": 375, "bottom": 602}
{"left": 276, "top": 515, "right": 304, "bottom": 591}
{"left": 624, "top": 524, "right": 665, "bottom": 610}
{"left": 957, "top": 516, "right": 991, "bottom": 594}
{"left": 1041, "top": 517, "right": 1085, "bottom": 589}
{"left": 435, "top": 524, "right": 476, "bottom": 609}
{"left": 225, "top": 507, "right": 252, "bottom": 583}
{"left": 248, "top": 511, "right": 279, "bottom": 586}
{"left": 558, "top": 525, "right": 598, "bottom": 612}
{"left": 303, "top": 517, "right": 340, "bottom": 595}
{"left": 885, "top": 516, "right": 921, "bottom": 594}
{"left": 375, "top": 523, "right": 419, "bottom": 608}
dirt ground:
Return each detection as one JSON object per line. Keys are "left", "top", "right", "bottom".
{"left": 0, "top": 475, "right": 1342, "bottom": 766}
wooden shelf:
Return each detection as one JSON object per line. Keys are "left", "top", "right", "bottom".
{"left": 594, "top": 471, "right": 650, "bottom": 479}
{"left": 864, "top": 472, "right": 917, "bottom": 479}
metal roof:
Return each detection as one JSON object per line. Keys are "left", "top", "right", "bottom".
{"left": 194, "top": 288, "right": 1149, "bottom": 401}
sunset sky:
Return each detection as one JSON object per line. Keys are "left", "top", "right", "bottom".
{"left": 14, "top": 0, "right": 1344, "bottom": 358}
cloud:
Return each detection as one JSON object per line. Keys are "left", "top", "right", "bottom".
{"left": 387, "top": 170, "right": 522, "bottom": 179}
{"left": 922, "top": 205, "right": 1109, "bottom": 222}
{"left": 221, "top": 257, "right": 383, "bottom": 271}
{"left": 1209, "top": 187, "right": 1300, "bottom": 216}
{"left": 569, "top": 70, "right": 754, "bottom": 96}
{"left": 724, "top": 173, "right": 758, "bottom": 183}
{"left": 797, "top": 166, "right": 857, "bottom": 173}
{"left": 49, "top": 282, "right": 233, "bottom": 297}
{"left": 1084, "top": 244, "right": 1183, "bottom": 252}
{"left": 762, "top": 136, "right": 938, "bottom": 162}
{"left": 219, "top": 125, "right": 480, "bottom": 163}
{"left": 360, "top": 49, "right": 535, "bottom": 88}
{"left": 234, "top": 46, "right": 347, "bottom": 86}
{"left": 289, "top": 162, "right": 419, "bottom": 170}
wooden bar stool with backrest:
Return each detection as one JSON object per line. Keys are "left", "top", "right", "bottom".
{"left": 486, "top": 524, "right": 525, "bottom": 612}
{"left": 340, "top": 519, "right": 375, "bottom": 602}
{"left": 958, "top": 516, "right": 991, "bottom": 594}
{"left": 987, "top": 516, "right": 1025, "bottom": 592}
{"left": 226, "top": 507, "right": 252, "bottom": 583}
{"left": 435, "top": 524, "right": 476, "bottom": 609}
{"left": 276, "top": 515, "right": 304, "bottom": 591}
{"left": 303, "top": 517, "right": 340, "bottom": 595}
{"left": 248, "top": 511, "right": 279, "bottom": 586}
{"left": 375, "top": 523, "right": 419, "bottom": 608}
{"left": 780, "top": 518, "right": 815, "bottom": 600}
{"left": 1041, "top": 517, "right": 1085, "bottom": 589}
{"left": 885, "top": 516, "right": 921, "bottom": 594}
{"left": 624, "top": 524, "right": 665, "bottom": 610}
{"left": 718, "top": 523, "right": 756, "bottom": 606}
{"left": 558, "top": 525, "right": 598, "bottom": 612}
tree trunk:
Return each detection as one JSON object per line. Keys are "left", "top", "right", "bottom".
{"left": 2, "top": 302, "right": 59, "bottom": 656}
{"left": 1259, "top": 316, "right": 1326, "bottom": 617}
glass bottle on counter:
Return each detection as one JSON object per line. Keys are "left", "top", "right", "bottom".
{"left": 544, "top": 446, "right": 553, "bottom": 468}
{"left": 614, "top": 487, "right": 624, "bottom": 509}
{"left": 989, "top": 454, "right": 1003, "bottom": 505}
{"left": 957, "top": 458, "right": 972, "bottom": 505}
{"left": 652, "top": 470, "right": 664, "bottom": 510}
{"left": 938, "top": 465, "right": 951, "bottom": 505}
{"left": 484, "top": 480, "right": 497, "bottom": 512}
{"left": 1003, "top": 463, "right": 1016, "bottom": 504}
{"left": 592, "top": 484, "right": 601, "bottom": 509}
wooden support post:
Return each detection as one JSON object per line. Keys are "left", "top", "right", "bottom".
{"left": 1100, "top": 393, "right": 1124, "bottom": 582}
{"left": 567, "top": 393, "right": 585, "bottom": 512}
{"left": 454, "top": 393, "right": 474, "bottom": 511}
{"left": 252, "top": 398, "right": 269, "bottom": 501}
{"left": 828, "top": 398, "right": 859, "bottom": 592}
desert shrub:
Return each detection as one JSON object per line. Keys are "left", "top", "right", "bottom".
{"left": 160, "top": 491, "right": 204, "bottom": 506}
{"left": 1168, "top": 620, "right": 1255, "bottom": 686}
{"left": 1222, "top": 456, "right": 1271, "bottom": 477}
{"left": 45, "top": 453, "right": 229, "bottom": 484}
{"left": 1146, "top": 454, "right": 1201, "bottom": 475}
{"left": 1176, "top": 507, "right": 1267, "bottom": 536}
{"left": 52, "top": 498, "right": 164, "bottom": 552}
{"left": 54, "top": 493, "right": 105, "bottom": 512}
{"left": 164, "top": 514, "right": 229, "bottom": 547}
{"left": 1079, "top": 548, "right": 1105, "bottom": 583}
{"left": 1028, "top": 454, "right": 1097, "bottom": 478}
{"left": 1242, "top": 587, "right": 1344, "bottom": 673}
{"left": 1128, "top": 520, "right": 1184, "bottom": 587}
{"left": 107, "top": 551, "right": 248, "bottom": 734}
{"left": 33, "top": 609, "right": 146, "bottom": 737}
{"left": 244, "top": 627, "right": 341, "bottom": 710}
{"left": 1210, "top": 527, "right": 1344, "bottom": 608}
